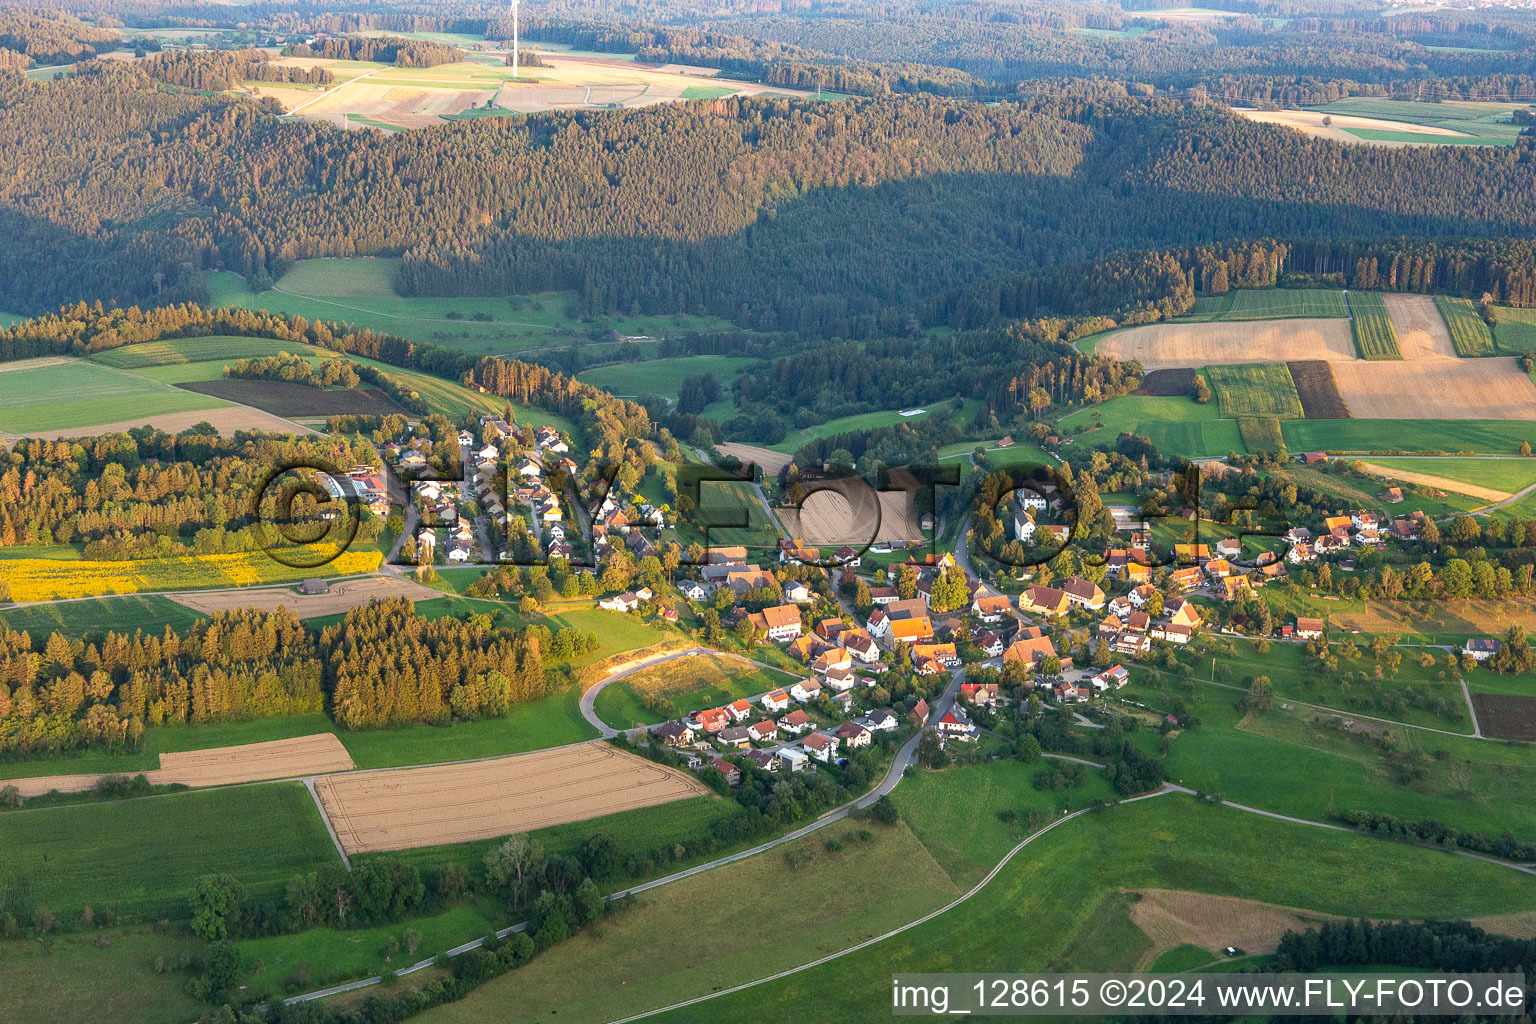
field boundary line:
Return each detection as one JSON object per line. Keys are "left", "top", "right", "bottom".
{"left": 304, "top": 777, "right": 352, "bottom": 870}
{"left": 284, "top": 68, "right": 384, "bottom": 116}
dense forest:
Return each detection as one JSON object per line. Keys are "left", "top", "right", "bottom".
{"left": 280, "top": 34, "right": 462, "bottom": 68}
{"left": 140, "top": 47, "right": 333, "bottom": 89}
{"left": 3, "top": 59, "right": 1534, "bottom": 335}
{"left": 0, "top": 430, "right": 381, "bottom": 557}
{"left": 0, "top": 598, "right": 590, "bottom": 756}
{"left": 0, "top": 7, "right": 123, "bottom": 66}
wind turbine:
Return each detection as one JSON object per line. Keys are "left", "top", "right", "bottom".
{"left": 511, "top": 0, "right": 520, "bottom": 79}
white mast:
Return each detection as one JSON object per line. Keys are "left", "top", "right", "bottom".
{"left": 511, "top": 0, "right": 520, "bottom": 79}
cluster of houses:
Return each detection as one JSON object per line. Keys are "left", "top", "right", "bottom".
{"left": 1284, "top": 509, "right": 1425, "bottom": 566}
{"left": 1010, "top": 484, "right": 1072, "bottom": 546}
{"left": 591, "top": 486, "right": 669, "bottom": 565}
{"left": 330, "top": 468, "right": 392, "bottom": 520}
{"left": 462, "top": 416, "right": 580, "bottom": 559}
{"left": 412, "top": 479, "right": 475, "bottom": 563}
{"left": 654, "top": 686, "right": 905, "bottom": 780}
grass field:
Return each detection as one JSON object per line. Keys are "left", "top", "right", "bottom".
{"left": 1364, "top": 456, "right": 1536, "bottom": 495}
{"left": 1489, "top": 305, "right": 1536, "bottom": 355}
{"left": 1059, "top": 395, "right": 1244, "bottom": 459}
{"left": 205, "top": 261, "right": 740, "bottom": 358}
{"left": 1346, "top": 292, "right": 1403, "bottom": 359}
{"left": 0, "top": 926, "right": 207, "bottom": 1024}
{"left": 372, "top": 793, "right": 744, "bottom": 882}
{"left": 576, "top": 355, "right": 759, "bottom": 402}
{"left": 0, "top": 593, "right": 206, "bottom": 638}
{"left": 1433, "top": 298, "right": 1498, "bottom": 357}
{"left": 768, "top": 401, "right": 981, "bottom": 455}
{"left": 1205, "top": 363, "right": 1304, "bottom": 419}
{"left": 0, "top": 359, "right": 229, "bottom": 433}
{"left": 673, "top": 479, "right": 783, "bottom": 551}
{"left": 1219, "top": 289, "right": 1348, "bottom": 321}
{"left": 1342, "top": 128, "right": 1516, "bottom": 146}
{"left": 1126, "top": 678, "right": 1536, "bottom": 842}
{"left": 0, "top": 783, "right": 339, "bottom": 918}
{"left": 1281, "top": 418, "right": 1536, "bottom": 454}
{"left": 90, "top": 336, "right": 339, "bottom": 370}
{"left": 649, "top": 796, "right": 1536, "bottom": 1023}
{"left": 592, "top": 653, "right": 798, "bottom": 728}
{"left": 405, "top": 817, "right": 960, "bottom": 1024}
{"left": 0, "top": 549, "right": 382, "bottom": 602}
{"left": 1309, "top": 98, "right": 1529, "bottom": 137}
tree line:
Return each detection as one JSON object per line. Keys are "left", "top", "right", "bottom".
{"left": 0, "top": 599, "right": 593, "bottom": 757}
{"left": 280, "top": 35, "right": 462, "bottom": 68}
{"left": 140, "top": 47, "right": 334, "bottom": 90}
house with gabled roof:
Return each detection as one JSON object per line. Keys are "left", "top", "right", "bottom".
{"left": 1020, "top": 584, "right": 1071, "bottom": 617}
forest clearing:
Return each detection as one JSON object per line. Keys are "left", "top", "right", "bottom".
{"left": 313, "top": 742, "right": 711, "bottom": 854}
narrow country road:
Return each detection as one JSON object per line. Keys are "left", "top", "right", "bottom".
{"left": 279, "top": 666, "right": 965, "bottom": 1010}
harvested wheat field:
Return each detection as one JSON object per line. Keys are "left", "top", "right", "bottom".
{"left": 153, "top": 733, "right": 354, "bottom": 786}
{"left": 0, "top": 733, "right": 355, "bottom": 798}
{"left": 1129, "top": 889, "right": 1338, "bottom": 970}
{"left": 715, "top": 443, "right": 792, "bottom": 476}
{"left": 169, "top": 574, "right": 437, "bottom": 619}
{"left": 779, "top": 485, "right": 924, "bottom": 546}
{"left": 1098, "top": 319, "right": 1357, "bottom": 369}
{"left": 304, "top": 84, "right": 495, "bottom": 128}
{"left": 0, "top": 356, "right": 70, "bottom": 374}
{"left": 1384, "top": 294, "right": 1458, "bottom": 360}
{"left": 1355, "top": 462, "right": 1511, "bottom": 502}
{"left": 1234, "top": 108, "right": 1467, "bottom": 146}
{"left": 314, "top": 742, "right": 711, "bottom": 855}
{"left": 6, "top": 407, "right": 314, "bottom": 441}
{"left": 1331, "top": 359, "right": 1536, "bottom": 420}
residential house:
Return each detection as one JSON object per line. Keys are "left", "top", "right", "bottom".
{"left": 912, "top": 643, "right": 960, "bottom": 668}
{"left": 974, "top": 629, "right": 1005, "bottom": 657}
{"left": 744, "top": 749, "right": 779, "bottom": 772}
{"left": 1150, "top": 623, "right": 1192, "bottom": 644}
{"left": 1165, "top": 599, "right": 1203, "bottom": 631}
{"left": 910, "top": 697, "right": 931, "bottom": 726}
{"left": 747, "top": 720, "right": 779, "bottom": 743}
{"left": 777, "top": 746, "right": 809, "bottom": 772}
{"left": 802, "top": 732, "right": 838, "bottom": 763}
{"left": 835, "top": 721, "right": 872, "bottom": 749}
{"left": 778, "top": 709, "right": 814, "bottom": 734}
{"left": 841, "top": 630, "right": 881, "bottom": 664}
{"left": 822, "top": 665, "right": 856, "bottom": 692}
{"left": 747, "top": 605, "right": 804, "bottom": 642}
{"left": 1003, "top": 633, "right": 1058, "bottom": 671}
{"left": 783, "top": 580, "right": 814, "bottom": 604}
{"left": 1052, "top": 680, "right": 1090, "bottom": 703}
{"left": 888, "top": 616, "right": 935, "bottom": 646}
{"left": 1020, "top": 584, "right": 1071, "bottom": 617}
{"left": 1169, "top": 566, "right": 1204, "bottom": 590}
{"left": 696, "top": 708, "right": 730, "bottom": 734}
{"left": 762, "top": 689, "right": 791, "bottom": 713}
{"left": 726, "top": 699, "right": 754, "bottom": 723}
{"left": 654, "top": 721, "right": 694, "bottom": 746}
{"left": 1128, "top": 584, "right": 1158, "bottom": 609}
{"left": 789, "top": 679, "right": 824, "bottom": 703}
{"left": 868, "top": 587, "right": 900, "bottom": 606}
{"left": 816, "top": 618, "right": 850, "bottom": 643}
{"left": 864, "top": 709, "right": 898, "bottom": 732}
{"left": 1060, "top": 577, "right": 1106, "bottom": 611}
{"left": 718, "top": 726, "right": 752, "bottom": 749}
{"left": 711, "top": 758, "right": 742, "bottom": 786}
{"left": 1465, "top": 637, "right": 1502, "bottom": 662}
{"left": 971, "top": 594, "right": 1012, "bottom": 623}
{"left": 960, "top": 680, "right": 1001, "bottom": 705}
{"left": 934, "top": 707, "right": 979, "bottom": 742}
{"left": 1295, "top": 617, "right": 1325, "bottom": 641}
{"left": 1216, "top": 575, "right": 1251, "bottom": 602}
{"left": 865, "top": 609, "right": 890, "bottom": 638}
{"left": 1095, "top": 665, "right": 1131, "bottom": 690}
{"left": 1215, "top": 538, "right": 1243, "bottom": 559}
{"left": 598, "top": 592, "right": 639, "bottom": 613}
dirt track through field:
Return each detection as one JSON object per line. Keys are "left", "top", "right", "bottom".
{"left": 1355, "top": 462, "right": 1511, "bottom": 502}
{"left": 1331, "top": 359, "right": 1536, "bottom": 420}
{"left": 1384, "top": 294, "right": 1458, "bottom": 360}
{"left": 168, "top": 575, "right": 439, "bottom": 618}
{"left": 314, "top": 741, "right": 711, "bottom": 854}
{"left": 0, "top": 733, "right": 355, "bottom": 798}
{"left": 1098, "top": 319, "right": 1357, "bottom": 369}
{"left": 1129, "top": 889, "right": 1339, "bottom": 970}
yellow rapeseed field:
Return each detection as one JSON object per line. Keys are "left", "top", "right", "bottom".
{"left": 0, "top": 550, "right": 382, "bottom": 602}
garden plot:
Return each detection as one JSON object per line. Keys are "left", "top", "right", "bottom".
{"left": 314, "top": 741, "right": 711, "bottom": 855}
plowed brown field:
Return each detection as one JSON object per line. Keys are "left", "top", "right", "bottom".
{"left": 314, "top": 742, "right": 711, "bottom": 854}
{"left": 1331, "top": 360, "right": 1536, "bottom": 420}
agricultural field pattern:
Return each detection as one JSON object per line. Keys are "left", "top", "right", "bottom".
{"left": 4, "top": 4, "right": 1536, "bottom": 1024}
